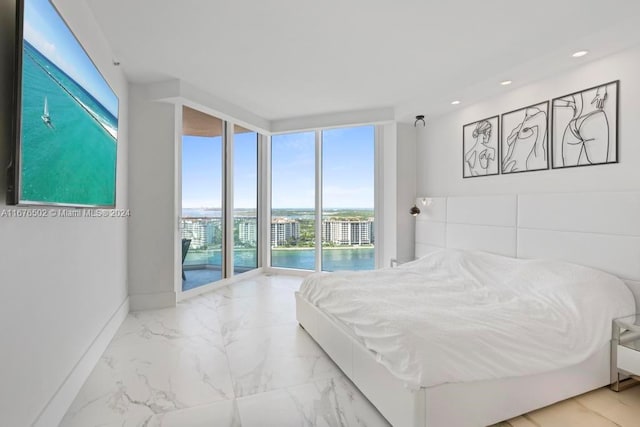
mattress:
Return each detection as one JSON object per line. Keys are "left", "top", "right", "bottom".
{"left": 298, "top": 249, "right": 635, "bottom": 389}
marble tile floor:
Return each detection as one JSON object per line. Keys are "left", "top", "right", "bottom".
{"left": 61, "top": 274, "right": 640, "bottom": 427}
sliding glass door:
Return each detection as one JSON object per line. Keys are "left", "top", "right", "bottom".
{"left": 233, "top": 125, "right": 258, "bottom": 275}
{"left": 181, "top": 107, "right": 262, "bottom": 291}
{"left": 181, "top": 107, "right": 224, "bottom": 291}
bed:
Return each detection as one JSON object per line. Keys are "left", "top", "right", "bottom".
{"left": 295, "top": 191, "right": 640, "bottom": 427}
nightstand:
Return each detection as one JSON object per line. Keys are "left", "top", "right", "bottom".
{"left": 611, "top": 314, "right": 640, "bottom": 391}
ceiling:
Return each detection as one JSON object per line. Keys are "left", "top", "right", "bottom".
{"left": 86, "top": 0, "right": 640, "bottom": 124}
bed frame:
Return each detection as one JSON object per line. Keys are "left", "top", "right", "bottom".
{"left": 296, "top": 191, "right": 640, "bottom": 426}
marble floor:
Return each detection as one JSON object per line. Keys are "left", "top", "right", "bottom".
{"left": 61, "top": 274, "right": 640, "bottom": 427}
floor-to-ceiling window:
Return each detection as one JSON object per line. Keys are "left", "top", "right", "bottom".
{"left": 270, "top": 126, "right": 376, "bottom": 271}
{"left": 271, "top": 132, "right": 316, "bottom": 270}
{"left": 181, "top": 107, "right": 262, "bottom": 291}
{"left": 233, "top": 125, "right": 258, "bottom": 275}
{"left": 181, "top": 107, "right": 224, "bottom": 290}
{"left": 322, "top": 126, "right": 375, "bottom": 271}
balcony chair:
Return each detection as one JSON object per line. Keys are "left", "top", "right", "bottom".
{"left": 181, "top": 238, "right": 191, "bottom": 281}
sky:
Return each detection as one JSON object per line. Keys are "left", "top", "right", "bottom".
{"left": 182, "top": 125, "right": 375, "bottom": 210}
{"left": 320, "top": 126, "right": 374, "bottom": 209}
{"left": 23, "top": 0, "right": 119, "bottom": 117}
{"left": 272, "top": 128, "right": 376, "bottom": 209}
{"left": 182, "top": 131, "right": 258, "bottom": 209}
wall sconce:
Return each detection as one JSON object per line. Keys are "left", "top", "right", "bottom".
{"left": 410, "top": 205, "right": 421, "bottom": 216}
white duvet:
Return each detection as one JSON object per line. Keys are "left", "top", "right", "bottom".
{"left": 298, "top": 249, "right": 635, "bottom": 389}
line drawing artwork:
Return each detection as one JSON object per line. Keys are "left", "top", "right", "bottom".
{"left": 501, "top": 102, "right": 548, "bottom": 174}
{"left": 463, "top": 116, "right": 499, "bottom": 178}
{"left": 552, "top": 81, "right": 618, "bottom": 168}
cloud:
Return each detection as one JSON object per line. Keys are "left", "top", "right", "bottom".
{"left": 24, "top": 21, "right": 56, "bottom": 57}
{"left": 323, "top": 185, "right": 373, "bottom": 208}
{"left": 23, "top": 21, "right": 80, "bottom": 88}
{"left": 182, "top": 198, "right": 221, "bottom": 209}
{"left": 272, "top": 189, "right": 315, "bottom": 209}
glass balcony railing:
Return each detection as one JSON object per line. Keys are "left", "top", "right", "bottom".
{"left": 181, "top": 216, "right": 223, "bottom": 291}
{"left": 180, "top": 214, "right": 259, "bottom": 290}
{"left": 233, "top": 215, "right": 258, "bottom": 274}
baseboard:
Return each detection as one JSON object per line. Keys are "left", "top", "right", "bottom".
{"left": 129, "top": 291, "right": 176, "bottom": 311}
{"left": 264, "top": 266, "right": 314, "bottom": 277}
{"left": 31, "top": 296, "right": 130, "bottom": 427}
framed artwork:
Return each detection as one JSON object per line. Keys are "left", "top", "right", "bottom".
{"left": 500, "top": 101, "right": 549, "bottom": 174}
{"left": 551, "top": 80, "right": 619, "bottom": 169}
{"left": 9, "top": 0, "right": 119, "bottom": 207}
{"left": 463, "top": 115, "right": 499, "bottom": 178}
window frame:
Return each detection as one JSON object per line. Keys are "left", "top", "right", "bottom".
{"left": 178, "top": 108, "right": 264, "bottom": 297}
{"left": 267, "top": 125, "right": 380, "bottom": 273}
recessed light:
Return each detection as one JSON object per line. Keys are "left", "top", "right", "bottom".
{"left": 500, "top": 80, "right": 512, "bottom": 86}
{"left": 451, "top": 100, "right": 460, "bottom": 105}
{"left": 572, "top": 50, "right": 589, "bottom": 58}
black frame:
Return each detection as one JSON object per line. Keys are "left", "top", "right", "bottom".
{"left": 7, "top": 0, "right": 24, "bottom": 205}
{"left": 462, "top": 115, "right": 500, "bottom": 178}
{"left": 550, "top": 80, "right": 619, "bottom": 170}
{"left": 500, "top": 100, "right": 550, "bottom": 175}
{"left": 7, "top": 0, "right": 120, "bottom": 207}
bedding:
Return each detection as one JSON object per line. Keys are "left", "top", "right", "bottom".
{"left": 298, "top": 249, "right": 635, "bottom": 389}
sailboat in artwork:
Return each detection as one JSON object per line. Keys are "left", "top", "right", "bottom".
{"left": 41, "top": 96, "right": 52, "bottom": 127}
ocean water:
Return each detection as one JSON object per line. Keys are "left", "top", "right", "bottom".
{"left": 272, "top": 248, "right": 375, "bottom": 271}
{"left": 19, "top": 41, "right": 117, "bottom": 206}
{"left": 321, "top": 247, "right": 375, "bottom": 271}
{"left": 185, "top": 247, "right": 375, "bottom": 272}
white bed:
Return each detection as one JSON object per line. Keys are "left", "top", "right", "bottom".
{"left": 295, "top": 191, "right": 640, "bottom": 427}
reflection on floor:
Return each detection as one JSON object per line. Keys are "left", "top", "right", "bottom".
{"left": 492, "top": 385, "right": 640, "bottom": 426}
{"left": 182, "top": 268, "right": 222, "bottom": 291}
{"left": 61, "top": 274, "right": 640, "bottom": 426}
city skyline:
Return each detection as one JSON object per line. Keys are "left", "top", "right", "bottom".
{"left": 182, "top": 216, "right": 374, "bottom": 248}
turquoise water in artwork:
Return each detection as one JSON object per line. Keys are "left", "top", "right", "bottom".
{"left": 20, "top": 41, "right": 118, "bottom": 206}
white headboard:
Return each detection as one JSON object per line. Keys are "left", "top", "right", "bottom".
{"left": 415, "top": 192, "right": 640, "bottom": 309}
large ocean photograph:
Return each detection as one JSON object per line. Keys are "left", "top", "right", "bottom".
{"left": 19, "top": 0, "right": 118, "bottom": 206}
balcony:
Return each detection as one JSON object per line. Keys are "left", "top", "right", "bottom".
{"left": 181, "top": 216, "right": 258, "bottom": 291}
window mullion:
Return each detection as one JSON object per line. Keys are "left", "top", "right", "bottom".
{"left": 259, "top": 134, "right": 271, "bottom": 268}
{"left": 224, "top": 121, "right": 234, "bottom": 278}
{"left": 315, "top": 130, "right": 322, "bottom": 272}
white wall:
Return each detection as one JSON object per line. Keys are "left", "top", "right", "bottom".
{"left": 127, "top": 85, "right": 178, "bottom": 310}
{"left": 396, "top": 123, "right": 417, "bottom": 263}
{"left": 0, "top": 0, "right": 129, "bottom": 425}
{"left": 378, "top": 124, "right": 397, "bottom": 268}
{"left": 418, "top": 46, "right": 640, "bottom": 197}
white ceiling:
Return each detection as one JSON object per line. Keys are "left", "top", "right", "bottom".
{"left": 86, "top": 0, "right": 640, "bottom": 124}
